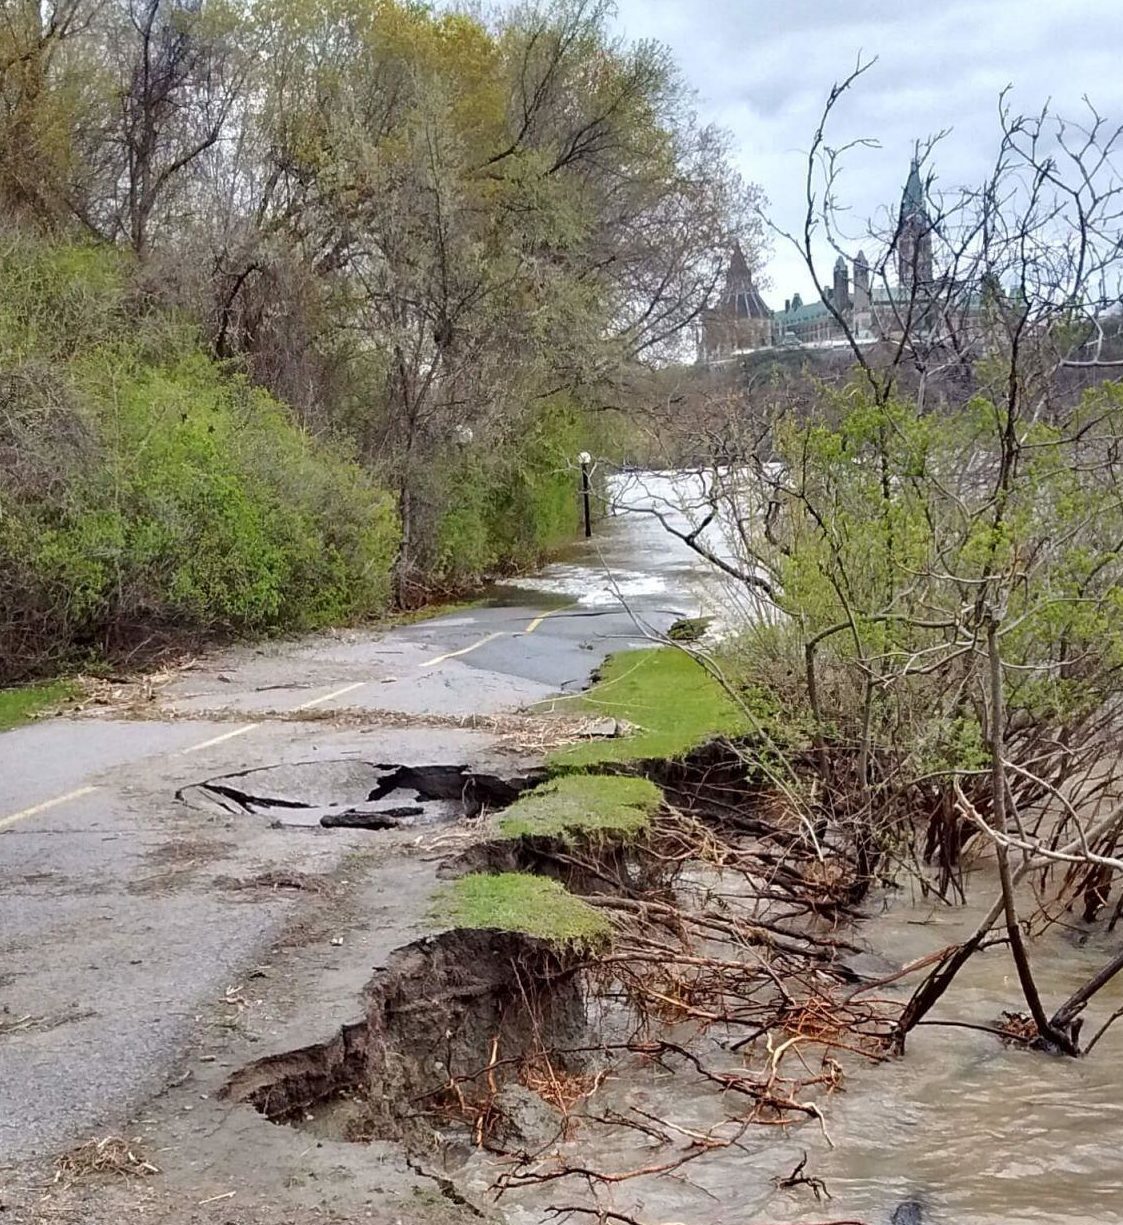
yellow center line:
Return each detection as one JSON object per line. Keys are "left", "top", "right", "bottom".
{"left": 419, "top": 604, "right": 576, "bottom": 668}
{"left": 420, "top": 631, "right": 506, "bottom": 668}
{"left": 523, "top": 602, "right": 576, "bottom": 633}
{"left": 292, "top": 681, "right": 366, "bottom": 711}
{"left": 0, "top": 785, "right": 98, "bottom": 832}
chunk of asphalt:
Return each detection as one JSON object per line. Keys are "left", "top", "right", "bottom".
{"left": 178, "top": 759, "right": 547, "bottom": 828}
{"left": 320, "top": 807, "right": 424, "bottom": 829}
{"left": 369, "top": 764, "right": 547, "bottom": 806}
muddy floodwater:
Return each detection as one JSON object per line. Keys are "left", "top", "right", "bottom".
{"left": 481, "top": 472, "right": 1123, "bottom": 1225}
{"left": 445, "top": 876, "right": 1123, "bottom": 1225}
{"left": 503, "top": 468, "right": 757, "bottom": 624}
{"left": 783, "top": 880, "right": 1123, "bottom": 1225}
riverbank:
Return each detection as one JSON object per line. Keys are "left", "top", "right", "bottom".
{"left": 1, "top": 642, "right": 853, "bottom": 1225}
{"left": 0, "top": 575, "right": 681, "bottom": 1175}
{"left": 10, "top": 472, "right": 1123, "bottom": 1225}
{"left": 8, "top": 620, "right": 1123, "bottom": 1225}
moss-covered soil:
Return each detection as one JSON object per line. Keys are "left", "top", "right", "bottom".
{"left": 431, "top": 872, "right": 612, "bottom": 946}
{"left": 497, "top": 773, "right": 661, "bottom": 843}
{"left": 546, "top": 647, "right": 746, "bottom": 766}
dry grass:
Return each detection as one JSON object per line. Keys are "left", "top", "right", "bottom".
{"left": 215, "top": 870, "right": 330, "bottom": 894}
{"left": 54, "top": 1136, "right": 159, "bottom": 1185}
{"left": 0, "top": 1007, "right": 96, "bottom": 1037}
{"left": 78, "top": 695, "right": 628, "bottom": 754}
{"left": 146, "top": 839, "right": 235, "bottom": 867}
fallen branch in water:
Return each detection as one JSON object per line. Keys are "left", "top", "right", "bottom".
{"left": 493, "top": 1115, "right": 753, "bottom": 1195}
{"left": 545, "top": 1207, "right": 655, "bottom": 1225}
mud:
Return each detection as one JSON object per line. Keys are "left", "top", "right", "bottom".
{"left": 224, "top": 928, "right": 591, "bottom": 1149}
{"left": 441, "top": 829, "right": 672, "bottom": 898}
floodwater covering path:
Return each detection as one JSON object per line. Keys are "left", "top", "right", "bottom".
{"left": 2, "top": 473, "right": 1122, "bottom": 1225}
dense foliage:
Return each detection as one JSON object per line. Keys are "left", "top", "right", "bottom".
{"left": 0, "top": 237, "right": 400, "bottom": 680}
{"left": 0, "top": 0, "right": 759, "bottom": 658}
{"left": 730, "top": 384, "right": 1123, "bottom": 781}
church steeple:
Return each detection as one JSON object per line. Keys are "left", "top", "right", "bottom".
{"left": 902, "top": 158, "right": 925, "bottom": 217}
{"left": 897, "top": 156, "right": 934, "bottom": 289}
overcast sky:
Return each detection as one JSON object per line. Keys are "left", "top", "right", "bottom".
{"left": 609, "top": 0, "right": 1123, "bottom": 301}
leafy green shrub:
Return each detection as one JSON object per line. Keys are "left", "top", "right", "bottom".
{"left": 431, "top": 396, "right": 588, "bottom": 585}
{"left": 0, "top": 236, "right": 399, "bottom": 681}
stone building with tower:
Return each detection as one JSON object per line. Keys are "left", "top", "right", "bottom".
{"left": 698, "top": 241, "right": 773, "bottom": 356}
{"left": 699, "top": 159, "right": 939, "bottom": 362}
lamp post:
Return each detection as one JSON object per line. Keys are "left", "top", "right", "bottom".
{"left": 578, "top": 451, "right": 592, "bottom": 539}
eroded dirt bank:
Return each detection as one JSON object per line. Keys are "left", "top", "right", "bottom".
{"left": 10, "top": 721, "right": 1123, "bottom": 1225}
{"left": 195, "top": 734, "right": 1123, "bottom": 1225}
{"left": 6, "top": 732, "right": 880, "bottom": 1225}
{"left": 196, "top": 739, "right": 895, "bottom": 1225}
{"left": 225, "top": 928, "right": 590, "bottom": 1147}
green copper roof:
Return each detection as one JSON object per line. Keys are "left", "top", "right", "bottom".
{"left": 902, "top": 157, "right": 925, "bottom": 217}
{"left": 775, "top": 299, "right": 833, "bottom": 325}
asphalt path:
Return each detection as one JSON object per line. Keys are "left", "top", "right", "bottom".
{"left": 0, "top": 507, "right": 707, "bottom": 1164}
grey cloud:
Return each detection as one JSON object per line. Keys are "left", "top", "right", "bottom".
{"left": 611, "top": 0, "right": 1123, "bottom": 297}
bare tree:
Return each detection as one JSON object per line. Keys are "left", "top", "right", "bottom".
{"left": 96, "top": 0, "right": 246, "bottom": 253}
{"left": 611, "top": 74, "right": 1123, "bottom": 1057}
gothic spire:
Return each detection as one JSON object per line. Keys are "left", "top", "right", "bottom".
{"left": 902, "top": 157, "right": 926, "bottom": 219}
{"left": 722, "top": 242, "right": 770, "bottom": 319}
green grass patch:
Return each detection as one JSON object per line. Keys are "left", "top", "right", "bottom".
{"left": 498, "top": 774, "right": 661, "bottom": 843}
{"left": 432, "top": 873, "right": 612, "bottom": 946}
{"left": 0, "top": 679, "right": 78, "bottom": 732}
{"left": 546, "top": 648, "right": 746, "bottom": 767}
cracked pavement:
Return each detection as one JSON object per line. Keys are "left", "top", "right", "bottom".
{"left": 0, "top": 501, "right": 713, "bottom": 1191}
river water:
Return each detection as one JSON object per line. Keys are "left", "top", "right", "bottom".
{"left": 485, "top": 472, "right": 1123, "bottom": 1225}
{"left": 508, "top": 468, "right": 768, "bottom": 636}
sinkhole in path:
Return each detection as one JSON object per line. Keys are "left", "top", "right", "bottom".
{"left": 176, "top": 759, "right": 546, "bottom": 830}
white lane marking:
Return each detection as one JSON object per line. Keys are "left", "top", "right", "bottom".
{"left": 292, "top": 681, "right": 366, "bottom": 711}
{"left": 181, "top": 723, "right": 260, "bottom": 754}
{"left": 420, "top": 632, "right": 505, "bottom": 668}
{"left": 3, "top": 680, "right": 367, "bottom": 827}
{"left": 180, "top": 682, "right": 364, "bottom": 752}
{"left": 0, "top": 785, "right": 98, "bottom": 831}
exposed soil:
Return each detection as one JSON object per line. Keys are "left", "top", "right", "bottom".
{"left": 217, "top": 739, "right": 863, "bottom": 1186}
{"left": 441, "top": 829, "right": 671, "bottom": 897}
{"left": 6, "top": 737, "right": 877, "bottom": 1225}
{"left": 224, "top": 928, "right": 591, "bottom": 1149}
